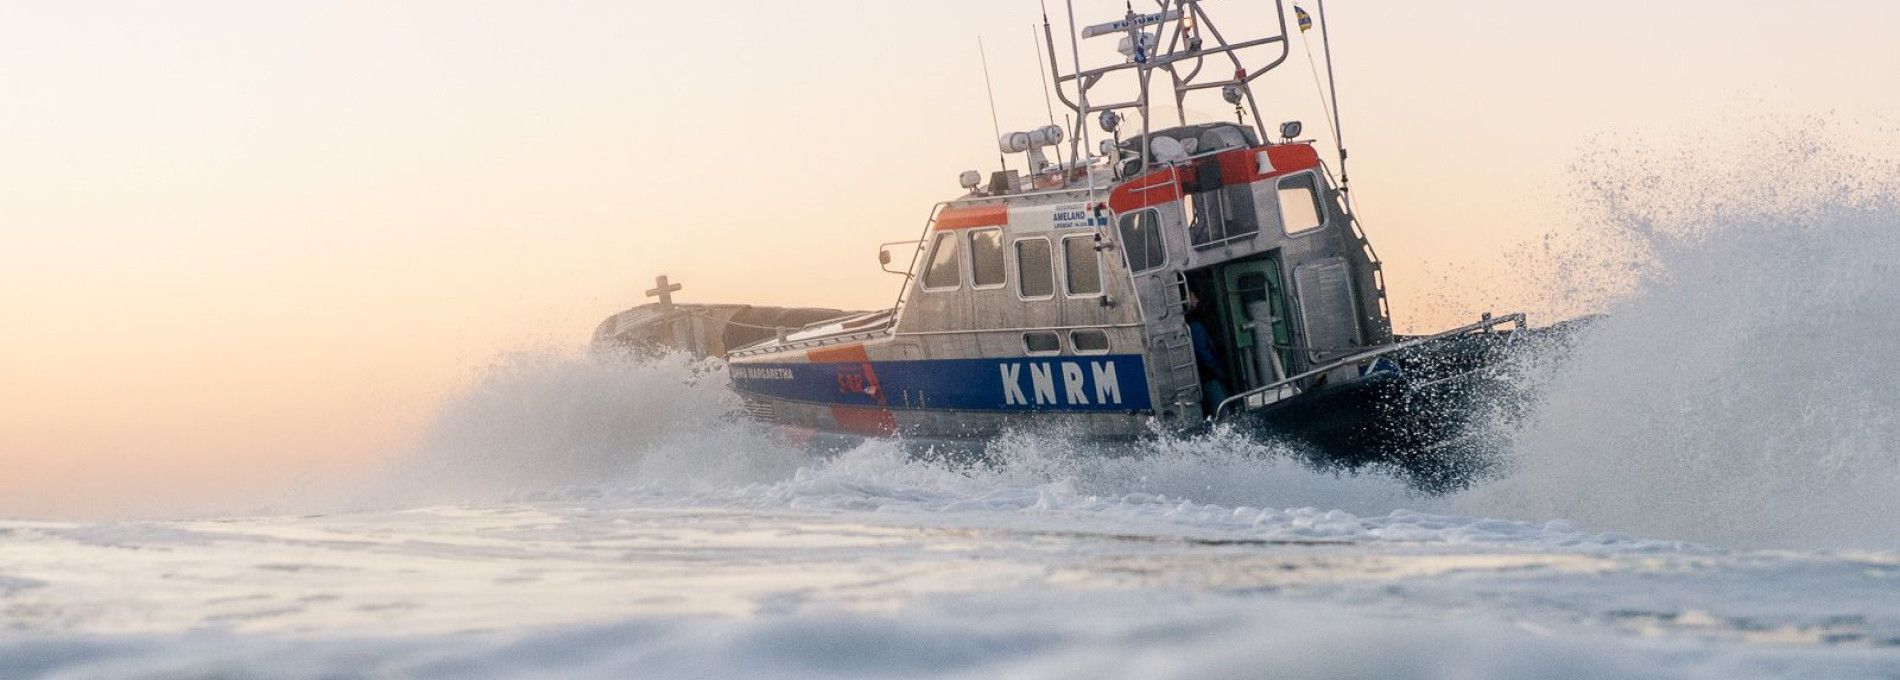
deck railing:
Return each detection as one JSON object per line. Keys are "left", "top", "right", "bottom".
{"left": 1213, "top": 312, "right": 1527, "bottom": 419}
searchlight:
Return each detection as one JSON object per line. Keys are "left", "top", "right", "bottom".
{"left": 999, "top": 125, "right": 1065, "bottom": 174}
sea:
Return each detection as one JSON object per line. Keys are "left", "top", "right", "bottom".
{"left": 4, "top": 138, "right": 1898, "bottom": 679}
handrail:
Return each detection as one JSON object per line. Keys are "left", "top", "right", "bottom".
{"left": 727, "top": 329, "right": 895, "bottom": 359}
{"left": 885, "top": 202, "right": 950, "bottom": 318}
{"left": 893, "top": 321, "right": 1146, "bottom": 338}
{"left": 1214, "top": 312, "right": 1527, "bottom": 419}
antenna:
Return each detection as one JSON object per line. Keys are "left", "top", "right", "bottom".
{"left": 1315, "top": 0, "right": 1349, "bottom": 188}
{"left": 978, "top": 36, "right": 1008, "bottom": 174}
{"left": 1039, "top": 0, "right": 1079, "bottom": 162}
{"left": 1063, "top": 0, "right": 1099, "bottom": 202}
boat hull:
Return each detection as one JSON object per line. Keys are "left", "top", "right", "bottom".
{"left": 732, "top": 328, "right": 1534, "bottom": 493}
{"left": 732, "top": 343, "right": 1159, "bottom": 441}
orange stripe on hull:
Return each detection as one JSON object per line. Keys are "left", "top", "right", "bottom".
{"left": 807, "top": 344, "right": 871, "bottom": 364}
{"left": 830, "top": 406, "right": 898, "bottom": 437}
{"left": 806, "top": 343, "right": 898, "bottom": 436}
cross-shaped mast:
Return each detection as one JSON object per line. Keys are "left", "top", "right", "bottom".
{"left": 645, "top": 275, "right": 683, "bottom": 309}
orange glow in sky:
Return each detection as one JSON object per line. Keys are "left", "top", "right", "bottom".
{"left": 2, "top": 1, "right": 1894, "bottom": 518}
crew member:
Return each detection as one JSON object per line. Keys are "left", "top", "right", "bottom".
{"left": 1185, "top": 290, "right": 1229, "bottom": 417}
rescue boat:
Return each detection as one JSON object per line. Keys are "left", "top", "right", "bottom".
{"left": 594, "top": 1, "right": 1535, "bottom": 487}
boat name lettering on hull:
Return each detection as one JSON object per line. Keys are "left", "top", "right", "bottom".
{"left": 730, "top": 356, "right": 1150, "bottom": 412}
{"left": 1050, "top": 203, "right": 1107, "bottom": 229}
{"left": 732, "top": 366, "right": 795, "bottom": 380}
{"left": 999, "top": 360, "right": 1122, "bottom": 406}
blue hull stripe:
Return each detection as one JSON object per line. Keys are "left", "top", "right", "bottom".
{"left": 731, "top": 355, "right": 1153, "bottom": 412}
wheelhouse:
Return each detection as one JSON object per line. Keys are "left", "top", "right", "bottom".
{"left": 885, "top": 120, "right": 1389, "bottom": 427}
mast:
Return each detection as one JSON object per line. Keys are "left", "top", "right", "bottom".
{"left": 1316, "top": 0, "right": 1349, "bottom": 187}
{"left": 1063, "top": 0, "right": 1099, "bottom": 200}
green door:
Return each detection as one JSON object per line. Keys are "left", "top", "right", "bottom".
{"left": 1219, "top": 259, "right": 1293, "bottom": 390}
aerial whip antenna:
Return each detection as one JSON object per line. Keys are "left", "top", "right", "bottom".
{"left": 1315, "top": 0, "right": 1349, "bottom": 189}
{"left": 979, "top": 36, "right": 1008, "bottom": 174}
{"left": 1063, "top": 0, "right": 1099, "bottom": 202}
{"left": 1038, "top": 0, "right": 1076, "bottom": 160}
{"left": 1032, "top": 25, "right": 1066, "bottom": 170}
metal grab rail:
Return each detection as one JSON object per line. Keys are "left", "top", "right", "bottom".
{"left": 1213, "top": 312, "right": 1527, "bottom": 419}
{"left": 1041, "top": 0, "right": 1292, "bottom": 177}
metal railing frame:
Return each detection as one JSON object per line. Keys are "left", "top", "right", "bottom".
{"left": 1213, "top": 312, "right": 1527, "bottom": 419}
{"left": 1043, "top": 0, "right": 1292, "bottom": 179}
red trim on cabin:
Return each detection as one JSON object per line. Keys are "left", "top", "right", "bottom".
{"left": 934, "top": 204, "right": 1010, "bottom": 230}
{"left": 1217, "top": 143, "right": 1321, "bottom": 184}
{"left": 1106, "top": 143, "right": 1323, "bottom": 215}
{"left": 1107, "top": 169, "right": 1181, "bottom": 214}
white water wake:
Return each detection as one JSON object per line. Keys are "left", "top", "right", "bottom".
{"left": 8, "top": 128, "right": 1900, "bottom": 679}
{"left": 383, "top": 349, "right": 1455, "bottom": 539}
{"left": 1467, "top": 128, "right": 1900, "bottom": 550}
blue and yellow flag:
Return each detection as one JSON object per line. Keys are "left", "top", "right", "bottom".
{"left": 1295, "top": 6, "right": 1313, "bottom": 32}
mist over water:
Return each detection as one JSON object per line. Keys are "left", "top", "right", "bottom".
{"left": 385, "top": 124, "right": 1900, "bottom": 553}
{"left": 1467, "top": 127, "right": 1900, "bottom": 551}
{"left": 385, "top": 348, "right": 1433, "bottom": 522}
{"left": 387, "top": 352, "right": 806, "bottom": 502}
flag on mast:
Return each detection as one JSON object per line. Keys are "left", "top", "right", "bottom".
{"left": 1295, "top": 6, "right": 1314, "bottom": 32}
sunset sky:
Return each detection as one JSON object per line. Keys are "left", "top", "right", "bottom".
{"left": 2, "top": 0, "right": 1895, "bottom": 518}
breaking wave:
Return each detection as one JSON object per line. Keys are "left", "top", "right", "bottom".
{"left": 389, "top": 122, "right": 1900, "bottom": 553}
{"left": 1466, "top": 124, "right": 1900, "bottom": 551}
{"left": 385, "top": 351, "right": 805, "bottom": 501}
{"left": 385, "top": 348, "right": 1439, "bottom": 524}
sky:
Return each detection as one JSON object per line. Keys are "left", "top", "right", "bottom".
{"left": 2, "top": 1, "right": 1895, "bottom": 518}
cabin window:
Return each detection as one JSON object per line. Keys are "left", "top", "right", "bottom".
{"left": 922, "top": 232, "right": 962, "bottom": 290}
{"left": 1015, "top": 238, "right": 1054, "bottom": 298}
{"left": 1117, "top": 209, "right": 1165, "bottom": 273}
{"left": 1070, "top": 329, "right": 1110, "bottom": 353}
{"left": 969, "top": 228, "right": 1006, "bottom": 288}
{"left": 1185, "top": 160, "right": 1257, "bottom": 247}
{"left": 1063, "top": 236, "right": 1103, "bottom": 296}
{"left": 1023, "top": 332, "right": 1061, "bottom": 355}
{"left": 1278, "top": 172, "right": 1325, "bottom": 235}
